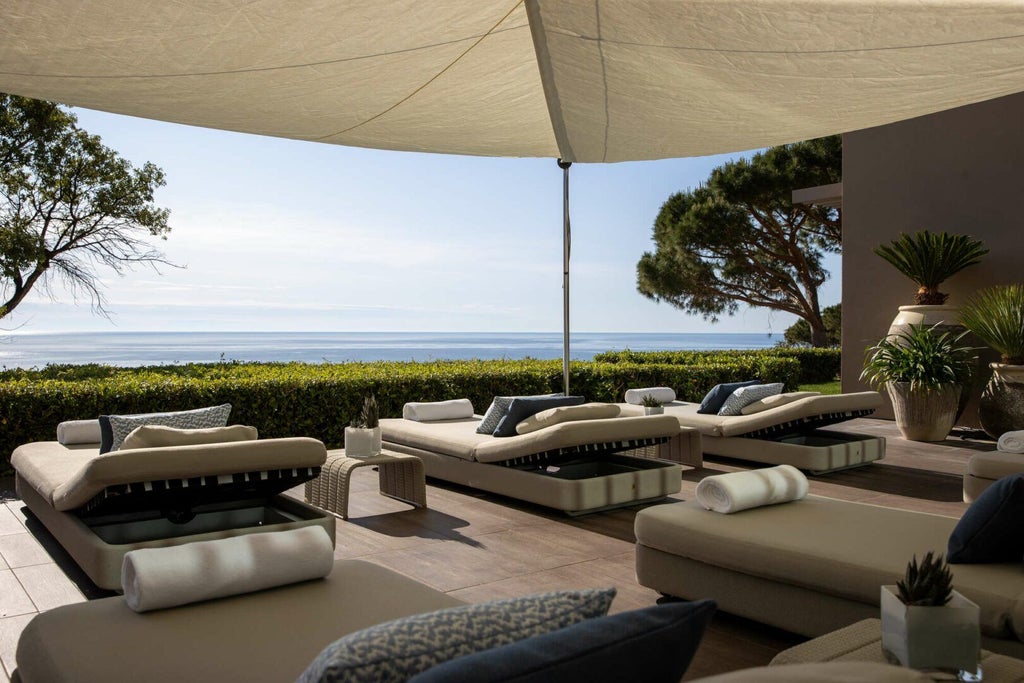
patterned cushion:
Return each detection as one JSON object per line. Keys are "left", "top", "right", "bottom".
{"left": 99, "top": 404, "right": 232, "bottom": 453}
{"left": 408, "top": 599, "right": 716, "bottom": 683}
{"left": 697, "top": 380, "right": 761, "bottom": 414}
{"left": 297, "top": 588, "right": 615, "bottom": 683}
{"left": 717, "top": 383, "right": 784, "bottom": 416}
{"left": 476, "top": 397, "right": 517, "bottom": 434}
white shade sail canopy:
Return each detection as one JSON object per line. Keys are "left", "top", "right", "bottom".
{"left": 2, "top": 0, "right": 1024, "bottom": 163}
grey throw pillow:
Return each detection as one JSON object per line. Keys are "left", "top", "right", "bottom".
{"left": 717, "top": 383, "right": 784, "bottom": 416}
{"left": 476, "top": 396, "right": 517, "bottom": 434}
{"left": 298, "top": 588, "right": 616, "bottom": 683}
{"left": 100, "top": 404, "right": 233, "bottom": 453}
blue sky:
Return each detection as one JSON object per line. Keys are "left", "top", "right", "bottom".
{"left": 7, "top": 109, "right": 840, "bottom": 335}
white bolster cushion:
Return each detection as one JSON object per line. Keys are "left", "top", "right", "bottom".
{"left": 516, "top": 403, "right": 622, "bottom": 435}
{"left": 121, "top": 526, "right": 334, "bottom": 613}
{"left": 56, "top": 419, "right": 102, "bottom": 445}
{"left": 402, "top": 399, "right": 474, "bottom": 422}
{"left": 624, "top": 387, "right": 676, "bottom": 405}
{"left": 695, "top": 465, "right": 809, "bottom": 514}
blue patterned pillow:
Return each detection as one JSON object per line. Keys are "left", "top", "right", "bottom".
{"left": 717, "top": 383, "right": 784, "bottom": 416}
{"left": 476, "top": 397, "right": 517, "bottom": 434}
{"left": 697, "top": 380, "right": 761, "bottom": 414}
{"left": 297, "top": 588, "right": 615, "bottom": 683}
{"left": 99, "top": 404, "right": 232, "bottom": 453}
{"left": 408, "top": 599, "right": 717, "bottom": 683}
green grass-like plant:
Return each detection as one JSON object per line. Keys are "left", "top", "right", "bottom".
{"left": 861, "top": 324, "right": 977, "bottom": 391}
{"left": 959, "top": 284, "right": 1024, "bottom": 365}
{"left": 896, "top": 551, "right": 953, "bottom": 607}
{"left": 873, "top": 230, "right": 988, "bottom": 305}
{"left": 640, "top": 394, "right": 663, "bottom": 407}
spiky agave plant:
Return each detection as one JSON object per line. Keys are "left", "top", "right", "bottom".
{"left": 640, "top": 394, "right": 663, "bottom": 408}
{"left": 873, "top": 231, "right": 988, "bottom": 305}
{"left": 359, "top": 394, "right": 380, "bottom": 429}
{"left": 959, "top": 284, "right": 1024, "bottom": 365}
{"left": 896, "top": 551, "right": 953, "bottom": 607}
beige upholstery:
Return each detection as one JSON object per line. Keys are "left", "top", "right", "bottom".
{"left": 15, "top": 559, "right": 463, "bottom": 683}
{"left": 379, "top": 414, "right": 680, "bottom": 464}
{"left": 516, "top": 403, "right": 621, "bottom": 435}
{"left": 619, "top": 392, "right": 883, "bottom": 438}
{"left": 12, "top": 438, "right": 327, "bottom": 512}
{"left": 121, "top": 424, "right": 258, "bottom": 450}
{"left": 634, "top": 496, "right": 1024, "bottom": 656}
{"left": 694, "top": 662, "right": 930, "bottom": 682}
{"left": 964, "top": 450, "right": 1023, "bottom": 502}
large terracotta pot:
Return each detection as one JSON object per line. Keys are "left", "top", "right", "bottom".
{"left": 886, "top": 382, "right": 961, "bottom": 442}
{"left": 978, "top": 363, "right": 1024, "bottom": 439}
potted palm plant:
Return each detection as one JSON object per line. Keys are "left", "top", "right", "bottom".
{"left": 959, "top": 284, "right": 1024, "bottom": 438}
{"left": 861, "top": 324, "right": 977, "bottom": 441}
{"left": 874, "top": 230, "right": 988, "bottom": 335}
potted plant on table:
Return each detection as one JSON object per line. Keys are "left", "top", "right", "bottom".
{"left": 861, "top": 324, "right": 977, "bottom": 441}
{"left": 881, "top": 551, "right": 979, "bottom": 673}
{"left": 641, "top": 394, "right": 665, "bottom": 415}
{"left": 959, "top": 284, "right": 1024, "bottom": 438}
{"left": 345, "top": 395, "right": 382, "bottom": 458}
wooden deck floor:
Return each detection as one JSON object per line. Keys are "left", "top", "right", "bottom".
{"left": 0, "top": 418, "right": 995, "bottom": 681}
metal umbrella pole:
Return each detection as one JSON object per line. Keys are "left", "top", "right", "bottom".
{"left": 557, "top": 158, "right": 572, "bottom": 395}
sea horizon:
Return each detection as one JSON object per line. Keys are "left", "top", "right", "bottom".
{"left": 0, "top": 330, "right": 782, "bottom": 369}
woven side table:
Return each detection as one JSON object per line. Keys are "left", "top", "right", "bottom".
{"left": 305, "top": 449, "right": 427, "bottom": 520}
{"left": 771, "top": 618, "right": 1024, "bottom": 682}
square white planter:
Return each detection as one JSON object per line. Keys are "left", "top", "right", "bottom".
{"left": 880, "top": 585, "right": 980, "bottom": 672}
{"left": 344, "top": 427, "right": 381, "bottom": 458}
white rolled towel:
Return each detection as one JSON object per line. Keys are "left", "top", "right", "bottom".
{"left": 624, "top": 387, "right": 676, "bottom": 406}
{"left": 121, "top": 526, "right": 334, "bottom": 613}
{"left": 695, "top": 465, "right": 809, "bottom": 514}
{"left": 402, "top": 398, "right": 474, "bottom": 421}
{"left": 998, "top": 431, "right": 1024, "bottom": 454}
{"left": 56, "top": 419, "right": 102, "bottom": 445}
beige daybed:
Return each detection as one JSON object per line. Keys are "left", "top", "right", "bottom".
{"left": 634, "top": 496, "right": 1024, "bottom": 658}
{"left": 11, "top": 437, "right": 334, "bottom": 590}
{"left": 380, "top": 413, "right": 695, "bottom": 515}
{"left": 621, "top": 391, "right": 885, "bottom": 474}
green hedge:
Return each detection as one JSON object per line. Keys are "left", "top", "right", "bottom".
{"left": 1, "top": 356, "right": 801, "bottom": 473}
{"left": 593, "top": 348, "right": 840, "bottom": 385}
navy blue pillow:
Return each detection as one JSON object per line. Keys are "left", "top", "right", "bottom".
{"left": 492, "top": 395, "right": 585, "bottom": 437}
{"left": 98, "top": 415, "right": 114, "bottom": 454}
{"left": 408, "top": 599, "right": 717, "bottom": 683}
{"left": 948, "top": 473, "right": 1024, "bottom": 563}
{"left": 696, "top": 380, "right": 761, "bottom": 415}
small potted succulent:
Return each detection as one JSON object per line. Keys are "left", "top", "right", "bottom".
{"left": 861, "top": 324, "right": 977, "bottom": 441}
{"left": 881, "top": 552, "right": 979, "bottom": 673}
{"left": 641, "top": 394, "right": 665, "bottom": 415}
{"left": 345, "top": 395, "right": 381, "bottom": 458}
{"left": 959, "top": 284, "right": 1024, "bottom": 438}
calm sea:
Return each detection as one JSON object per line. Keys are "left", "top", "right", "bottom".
{"left": 0, "top": 331, "right": 779, "bottom": 369}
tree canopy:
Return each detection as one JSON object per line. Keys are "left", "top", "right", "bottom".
{"left": 1, "top": 94, "right": 171, "bottom": 320}
{"left": 636, "top": 135, "right": 841, "bottom": 347}
{"left": 784, "top": 303, "right": 841, "bottom": 347}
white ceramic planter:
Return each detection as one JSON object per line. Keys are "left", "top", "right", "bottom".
{"left": 344, "top": 426, "right": 381, "bottom": 458}
{"left": 643, "top": 406, "right": 665, "bottom": 415}
{"left": 880, "top": 585, "right": 980, "bottom": 672}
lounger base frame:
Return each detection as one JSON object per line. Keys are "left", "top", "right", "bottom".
{"left": 16, "top": 475, "right": 336, "bottom": 590}
{"left": 383, "top": 442, "right": 683, "bottom": 515}
{"left": 703, "top": 429, "right": 886, "bottom": 474}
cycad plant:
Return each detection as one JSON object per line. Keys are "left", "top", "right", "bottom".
{"left": 896, "top": 551, "right": 953, "bottom": 607}
{"left": 861, "top": 324, "right": 977, "bottom": 391}
{"left": 959, "top": 284, "right": 1024, "bottom": 365}
{"left": 873, "top": 231, "right": 988, "bottom": 305}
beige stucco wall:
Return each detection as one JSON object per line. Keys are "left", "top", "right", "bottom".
{"left": 842, "top": 92, "right": 1024, "bottom": 426}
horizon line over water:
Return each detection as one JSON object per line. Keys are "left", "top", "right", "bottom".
{"left": 0, "top": 331, "right": 781, "bottom": 369}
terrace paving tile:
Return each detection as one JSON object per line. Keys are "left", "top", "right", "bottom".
{"left": 0, "top": 508, "right": 24, "bottom": 539}
{"left": 0, "top": 534, "right": 51, "bottom": 570}
{"left": 0, "top": 571, "right": 35, "bottom": 619}
{"left": 14, "top": 564, "right": 85, "bottom": 612}
{"left": 0, "top": 614, "right": 34, "bottom": 680}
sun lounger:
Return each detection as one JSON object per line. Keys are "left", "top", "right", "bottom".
{"left": 621, "top": 392, "right": 885, "bottom": 474}
{"left": 11, "top": 437, "right": 335, "bottom": 590}
{"left": 379, "top": 413, "right": 695, "bottom": 515}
